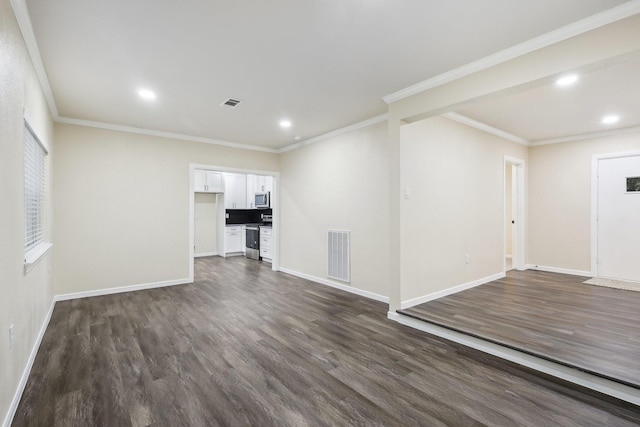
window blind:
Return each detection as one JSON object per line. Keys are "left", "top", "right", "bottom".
{"left": 24, "top": 120, "right": 47, "bottom": 254}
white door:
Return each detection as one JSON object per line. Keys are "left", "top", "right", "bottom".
{"left": 597, "top": 155, "right": 640, "bottom": 282}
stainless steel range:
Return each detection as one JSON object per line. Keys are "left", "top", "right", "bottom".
{"left": 245, "top": 214, "right": 272, "bottom": 261}
{"left": 245, "top": 225, "right": 260, "bottom": 260}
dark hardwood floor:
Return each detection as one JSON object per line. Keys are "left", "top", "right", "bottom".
{"left": 400, "top": 269, "right": 640, "bottom": 389}
{"left": 12, "top": 257, "right": 640, "bottom": 426}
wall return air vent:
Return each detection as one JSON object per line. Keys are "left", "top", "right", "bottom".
{"left": 219, "top": 98, "right": 243, "bottom": 109}
{"left": 328, "top": 230, "right": 350, "bottom": 283}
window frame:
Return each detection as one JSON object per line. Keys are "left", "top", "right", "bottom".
{"left": 23, "top": 115, "right": 52, "bottom": 273}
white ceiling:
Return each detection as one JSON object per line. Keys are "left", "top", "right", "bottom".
{"left": 24, "top": 0, "right": 634, "bottom": 150}
{"left": 455, "top": 51, "right": 640, "bottom": 144}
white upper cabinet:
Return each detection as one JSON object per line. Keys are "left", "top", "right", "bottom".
{"left": 246, "top": 175, "right": 274, "bottom": 208}
{"left": 194, "top": 170, "right": 206, "bottom": 191}
{"left": 247, "top": 174, "right": 273, "bottom": 199}
{"left": 257, "top": 175, "right": 273, "bottom": 194}
{"left": 201, "top": 172, "right": 272, "bottom": 208}
{"left": 246, "top": 175, "right": 256, "bottom": 209}
{"left": 206, "top": 172, "right": 224, "bottom": 192}
{"left": 223, "top": 173, "right": 247, "bottom": 209}
{"left": 194, "top": 170, "right": 224, "bottom": 193}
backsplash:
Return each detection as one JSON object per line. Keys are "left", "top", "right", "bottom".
{"left": 226, "top": 208, "right": 272, "bottom": 224}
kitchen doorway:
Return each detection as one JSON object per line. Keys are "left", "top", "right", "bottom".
{"left": 188, "top": 164, "right": 279, "bottom": 283}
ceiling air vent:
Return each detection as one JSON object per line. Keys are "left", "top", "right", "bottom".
{"left": 220, "top": 98, "right": 243, "bottom": 109}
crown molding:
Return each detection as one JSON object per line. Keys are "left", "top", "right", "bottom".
{"left": 56, "top": 117, "right": 280, "bottom": 153}
{"left": 443, "top": 113, "right": 640, "bottom": 148}
{"left": 531, "top": 125, "right": 640, "bottom": 146}
{"left": 57, "top": 114, "right": 390, "bottom": 155}
{"left": 17, "top": 0, "right": 636, "bottom": 155}
{"left": 383, "top": 1, "right": 640, "bottom": 104}
{"left": 443, "top": 113, "right": 530, "bottom": 146}
{"left": 11, "top": 0, "right": 386, "bottom": 155}
{"left": 277, "top": 114, "right": 389, "bottom": 153}
{"left": 10, "top": 0, "right": 59, "bottom": 119}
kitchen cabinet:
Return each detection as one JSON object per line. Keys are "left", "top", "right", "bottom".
{"left": 224, "top": 173, "right": 247, "bottom": 209}
{"left": 260, "top": 226, "right": 273, "bottom": 262}
{"left": 266, "top": 176, "right": 274, "bottom": 194}
{"left": 246, "top": 175, "right": 274, "bottom": 208}
{"left": 194, "top": 170, "right": 224, "bottom": 193}
{"left": 257, "top": 175, "right": 273, "bottom": 194}
{"left": 246, "top": 175, "right": 257, "bottom": 208}
{"left": 224, "top": 225, "right": 243, "bottom": 254}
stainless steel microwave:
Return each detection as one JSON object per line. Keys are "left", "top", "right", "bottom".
{"left": 255, "top": 192, "right": 270, "bottom": 208}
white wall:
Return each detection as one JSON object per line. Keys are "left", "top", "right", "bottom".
{"left": 194, "top": 193, "right": 218, "bottom": 255}
{"left": 528, "top": 131, "right": 640, "bottom": 273}
{"left": 0, "top": 0, "right": 55, "bottom": 422}
{"left": 53, "top": 123, "right": 279, "bottom": 295}
{"left": 279, "top": 121, "right": 390, "bottom": 299}
{"left": 386, "top": 14, "right": 640, "bottom": 312}
{"left": 400, "top": 116, "right": 528, "bottom": 303}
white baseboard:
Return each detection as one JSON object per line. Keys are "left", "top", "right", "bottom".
{"left": 195, "top": 252, "right": 218, "bottom": 258}
{"left": 55, "top": 277, "right": 192, "bottom": 301}
{"left": 387, "top": 311, "right": 400, "bottom": 321}
{"left": 3, "top": 299, "right": 56, "bottom": 427}
{"left": 400, "top": 272, "right": 505, "bottom": 310}
{"left": 279, "top": 267, "right": 389, "bottom": 304}
{"left": 391, "top": 313, "right": 640, "bottom": 406}
{"left": 525, "top": 264, "right": 592, "bottom": 277}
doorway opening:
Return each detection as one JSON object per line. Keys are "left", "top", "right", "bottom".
{"left": 504, "top": 156, "right": 525, "bottom": 272}
{"left": 188, "top": 164, "right": 279, "bottom": 283}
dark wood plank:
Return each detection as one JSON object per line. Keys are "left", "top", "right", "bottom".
{"left": 400, "top": 269, "right": 640, "bottom": 388}
{"left": 12, "top": 257, "right": 640, "bottom": 426}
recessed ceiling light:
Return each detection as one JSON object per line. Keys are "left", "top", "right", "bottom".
{"left": 138, "top": 89, "right": 156, "bottom": 100}
{"left": 279, "top": 120, "right": 292, "bottom": 128}
{"left": 556, "top": 74, "right": 579, "bottom": 87}
{"left": 601, "top": 115, "right": 620, "bottom": 124}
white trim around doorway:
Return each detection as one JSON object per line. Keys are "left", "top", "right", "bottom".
{"left": 188, "top": 164, "right": 280, "bottom": 283}
{"left": 504, "top": 156, "right": 525, "bottom": 272}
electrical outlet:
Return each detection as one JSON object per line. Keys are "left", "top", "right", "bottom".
{"left": 465, "top": 254, "right": 470, "bottom": 264}
{"left": 9, "top": 324, "right": 14, "bottom": 349}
